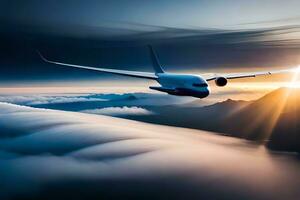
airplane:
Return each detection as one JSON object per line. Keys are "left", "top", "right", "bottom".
{"left": 38, "top": 46, "right": 297, "bottom": 98}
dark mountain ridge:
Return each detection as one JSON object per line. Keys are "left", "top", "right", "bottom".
{"left": 126, "top": 87, "right": 300, "bottom": 153}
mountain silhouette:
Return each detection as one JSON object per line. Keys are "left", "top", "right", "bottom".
{"left": 220, "top": 88, "right": 300, "bottom": 152}
{"left": 124, "top": 87, "right": 300, "bottom": 153}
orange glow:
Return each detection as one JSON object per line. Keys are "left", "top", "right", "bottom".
{"left": 230, "top": 67, "right": 300, "bottom": 141}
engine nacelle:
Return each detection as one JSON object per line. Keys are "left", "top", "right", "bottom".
{"left": 215, "top": 77, "right": 228, "bottom": 87}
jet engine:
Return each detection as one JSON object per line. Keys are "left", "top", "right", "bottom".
{"left": 215, "top": 77, "right": 228, "bottom": 87}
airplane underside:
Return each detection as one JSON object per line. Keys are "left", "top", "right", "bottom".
{"left": 149, "top": 86, "right": 209, "bottom": 98}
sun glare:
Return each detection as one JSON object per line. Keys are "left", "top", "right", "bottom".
{"left": 287, "top": 66, "right": 300, "bottom": 88}
{"left": 255, "top": 64, "right": 300, "bottom": 141}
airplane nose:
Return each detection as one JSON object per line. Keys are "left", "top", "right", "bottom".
{"left": 194, "top": 87, "right": 210, "bottom": 98}
{"left": 202, "top": 87, "right": 210, "bottom": 98}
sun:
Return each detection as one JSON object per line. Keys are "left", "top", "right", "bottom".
{"left": 287, "top": 82, "right": 300, "bottom": 88}
{"left": 287, "top": 66, "right": 300, "bottom": 88}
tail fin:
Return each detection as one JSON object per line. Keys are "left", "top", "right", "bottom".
{"left": 148, "top": 45, "right": 165, "bottom": 74}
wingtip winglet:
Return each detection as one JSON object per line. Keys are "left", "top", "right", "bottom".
{"left": 36, "top": 50, "right": 49, "bottom": 63}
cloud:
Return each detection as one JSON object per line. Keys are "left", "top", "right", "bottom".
{"left": 0, "top": 102, "right": 300, "bottom": 200}
{"left": 81, "top": 106, "right": 153, "bottom": 116}
{"left": 0, "top": 92, "right": 189, "bottom": 107}
{"left": 0, "top": 95, "right": 106, "bottom": 106}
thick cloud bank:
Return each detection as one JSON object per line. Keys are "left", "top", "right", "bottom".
{"left": 0, "top": 102, "right": 300, "bottom": 200}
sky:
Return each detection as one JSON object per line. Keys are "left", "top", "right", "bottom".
{"left": 1, "top": 0, "right": 300, "bottom": 89}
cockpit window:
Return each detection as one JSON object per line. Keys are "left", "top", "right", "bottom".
{"left": 193, "top": 83, "right": 208, "bottom": 87}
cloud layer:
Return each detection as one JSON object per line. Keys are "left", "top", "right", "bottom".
{"left": 0, "top": 102, "right": 300, "bottom": 200}
{"left": 82, "top": 106, "right": 153, "bottom": 116}
{"left": 0, "top": 92, "right": 189, "bottom": 107}
{"left": 0, "top": 94, "right": 106, "bottom": 106}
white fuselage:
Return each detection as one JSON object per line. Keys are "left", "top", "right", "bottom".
{"left": 151, "top": 73, "right": 210, "bottom": 98}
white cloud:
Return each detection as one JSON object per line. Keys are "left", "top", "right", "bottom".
{"left": 0, "top": 92, "right": 193, "bottom": 108}
{"left": 0, "top": 95, "right": 106, "bottom": 106}
{"left": 81, "top": 106, "right": 153, "bottom": 116}
{"left": 0, "top": 102, "right": 299, "bottom": 200}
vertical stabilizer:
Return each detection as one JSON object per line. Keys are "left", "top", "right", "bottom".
{"left": 148, "top": 45, "right": 165, "bottom": 74}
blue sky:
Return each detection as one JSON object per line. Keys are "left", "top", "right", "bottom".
{"left": 4, "top": 0, "right": 300, "bottom": 29}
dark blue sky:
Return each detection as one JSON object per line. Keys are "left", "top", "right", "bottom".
{"left": 1, "top": 0, "right": 300, "bottom": 84}
{"left": 3, "top": 0, "right": 300, "bottom": 29}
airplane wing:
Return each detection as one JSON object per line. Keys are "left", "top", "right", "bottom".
{"left": 204, "top": 68, "right": 298, "bottom": 81}
{"left": 37, "top": 51, "right": 158, "bottom": 80}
